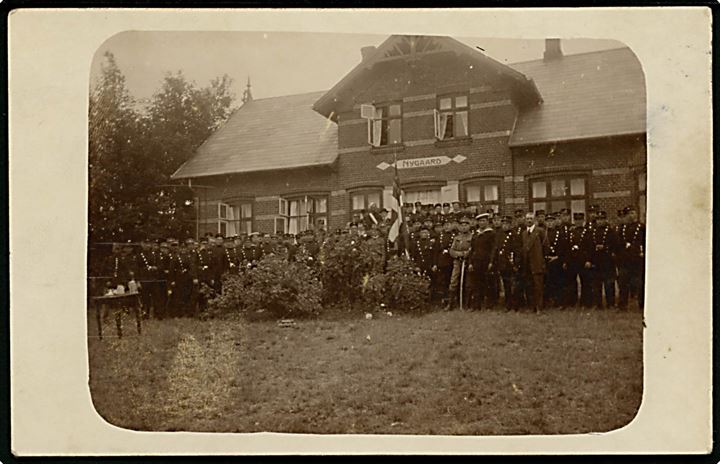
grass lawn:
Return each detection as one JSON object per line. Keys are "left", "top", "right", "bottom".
{"left": 88, "top": 307, "right": 643, "bottom": 435}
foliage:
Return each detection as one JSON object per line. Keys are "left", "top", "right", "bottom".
{"left": 88, "top": 52, "right": 236, "bottom": 243}
{"left": 317, "top": 234, "right": 386, "bottom": 307}
{"left": 207, "top": 255, "right": 323, "bottom": 319}
{"left": 363, "top": 256, "right": 431, "bottom": 312}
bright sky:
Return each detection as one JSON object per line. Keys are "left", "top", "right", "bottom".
{"left": 91, "top": 31, "right": 623, "bottom": 102}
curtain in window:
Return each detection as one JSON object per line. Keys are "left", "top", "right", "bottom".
{"left": 372, "top": 108, "right": 383, "bottom": 147}
{"left": 456, "top": 111, "right": 468, "bottom": 137}
{"left": 438, "top": 113, "right": 448, "bottom": 141}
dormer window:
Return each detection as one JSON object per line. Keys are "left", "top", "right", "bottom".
{"left": 435, "top": 94, "right": 469, "bottom": 140}
{"left": 364, "top": 102, "right": 402, "bottom": 147}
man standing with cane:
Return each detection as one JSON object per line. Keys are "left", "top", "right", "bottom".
{"left": 444, "top": 215, "right": 473, "bottom": 311}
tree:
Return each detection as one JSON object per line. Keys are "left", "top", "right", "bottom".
{"left": 88, "top": 52, "right": 146, "bottom": 243}
{"left": 144, "top": 71, "right": 236, "bottom": 238}
{"left": 88, "top": 53, "right": 237, "bottom": 244}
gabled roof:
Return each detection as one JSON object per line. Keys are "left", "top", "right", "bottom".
{"left": 313, "top": 35, "right": 542, "bottom": 120}
{"left": 509, "top": 47, "right": 646, "bottom": 147}
{"left": 171, "top": 91, "right": 337, "bottom": 179}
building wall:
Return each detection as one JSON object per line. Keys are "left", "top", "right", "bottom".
{"left": 189, "top": 52, "right": 647, "bottom": 236}
{"left": 510, "top": 134, "right": 647, "bottom": 217}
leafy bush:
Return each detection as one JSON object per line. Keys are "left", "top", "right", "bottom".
{"left": 362, "top": 256, "right": 431, "bottom": 313}
{"left": 318, "top": 234, "right": 386, "bottom": 307}
{"left": 207, "top": 255, "right": 322, "bottom": 319}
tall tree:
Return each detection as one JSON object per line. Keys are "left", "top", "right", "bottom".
{"left": 88, "top": 54, "right": 237, "bottom": 243}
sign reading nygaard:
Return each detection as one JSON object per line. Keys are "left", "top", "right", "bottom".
{"left": 376, "top": 155, "right": 467, "bottom": 171}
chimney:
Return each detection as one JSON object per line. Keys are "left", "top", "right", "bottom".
{"left": 543, "top": 38, "right": 563, "bottom": 61}
{"left": 361, "top": 46, "right": 377, "bottom": 61}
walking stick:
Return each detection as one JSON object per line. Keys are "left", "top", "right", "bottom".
{"left": 459, "top": 258, "right": 466, "bottom": 311}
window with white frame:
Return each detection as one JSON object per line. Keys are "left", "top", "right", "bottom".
{"left": 463, "top": 179, "right": 501, "bottom": 212}
{"left": 278, "top": 196, "right": 328, "bottom": 234}
{"left": 218, "top": 201, "right": 253, "bottom": 236}
{"left": 403, "top": 188, "right": 442, "bottom": 206}
{"left": 364, "top": 102, "right": 402, "bottom": 147}
{"left": 350, "top": 190, "right": 382, "bottom": 214}
{"left": 434, "top": 94, "right": 469, "bottom": 140}
{"left": 530, "top": 175, "right": 588, "bottom": 216}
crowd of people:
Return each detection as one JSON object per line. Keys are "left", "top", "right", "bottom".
{"left": 92, "top": 200, "right": 646, "bottom": 318}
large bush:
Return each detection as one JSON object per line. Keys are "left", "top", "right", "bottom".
{"left": 318, "top": 234, "right": 386, "bottom": 307}
{"left": 208, "top": 255, "right": 322, "bottom": 319}
{"left": 362, "top": 256, "right": 431, "bottom": 313}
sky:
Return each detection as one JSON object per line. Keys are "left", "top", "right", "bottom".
{"left": 91, "top": 31, "right": 624, "bottom": 103}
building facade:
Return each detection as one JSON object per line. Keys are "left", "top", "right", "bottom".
{"left": 172, "top": 35, "right": 647, "bottom": 237}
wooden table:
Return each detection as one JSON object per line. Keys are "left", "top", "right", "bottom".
{"left": 91, "top": 292, "right": 142, "bottom": 340}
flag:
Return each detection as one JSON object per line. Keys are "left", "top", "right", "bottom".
{"left": 388, "top": 159, "right": 403, "bottom": 243}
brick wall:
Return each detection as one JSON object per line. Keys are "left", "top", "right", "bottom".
{"left": 510, "top": 134, "right": 647, "bottom": 216}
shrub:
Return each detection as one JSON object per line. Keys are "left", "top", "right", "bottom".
{"left": 318, "top": 234, "right": 386, "bottom": 307}
{"left": 207, "top": 255, "right": 323, "bottom": 319}
{"left": 362, "top": 255, "right": 431, "bottom": 313}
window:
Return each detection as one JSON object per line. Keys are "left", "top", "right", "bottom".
{"left": 366, "top": 103, "right": 402, "bottom": 147}
{"left": 350, "top": 191, "right": 382, "bottom": 214}
{"left": 434, "top": 94, "right": 469, "bottom": 140}
{"left": 530, "top": 176, "right": 588, "bottom": 216}
{"left": 279, "top": 195, "right": 328, "bottom": 234}
{"left": 218, "top": 201, "right": 253, "bottom": 236}
{"left": 638, "top": 171, "right": 647, "bottom": 223}
{"left": 404, "top": 188, "right": 441, "bottom": 206}
{"left": 463, "top": 179, "right": 501, "bottom": 213}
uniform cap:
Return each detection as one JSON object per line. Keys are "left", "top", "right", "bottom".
{"left": 442, "top": 202, "right": 450, "bottom": 207}
{"left": 573, "top": 212, "right": 585, "bottom": 220}
{"left": 501, "top": 216, "right": 512, "bottom": 223}
{"left": 596, "top": 210, "right": 608, "bottom": 219}
{"left": 534, "top": 209, "right": 546, "bottom": 216}
{"left": 560, "top": 208, "right": 571, "bottom": 215}
{"left": 514, "top": 209, "right": 525, "bottom": 217}
{"left": 475, "top": 213, "right": 490, "bottom": 220}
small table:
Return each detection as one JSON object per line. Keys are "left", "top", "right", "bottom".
{"left": 91, "top": 292, "right": 142, "bottom": 340}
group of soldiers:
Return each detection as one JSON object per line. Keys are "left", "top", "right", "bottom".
{"left": 396, "top": 201, "right": 646, "bottom": 312}
{"left": 98, "top": 231, "right": 321, "bottom": 318}
{"left": 95, "top": 199, "right": 645, "bottom": 318}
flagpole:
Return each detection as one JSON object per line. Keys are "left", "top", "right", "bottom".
{"left": 393, "top": 148, "right": 410, "bottom": 259}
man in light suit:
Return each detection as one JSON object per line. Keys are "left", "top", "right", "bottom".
{"left": 521, "top": 211, "right": 548, "bottom": 313}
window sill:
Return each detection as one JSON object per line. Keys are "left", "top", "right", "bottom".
{"left": 434, "top": 137, "right": 472, "bottom": 148}
{"left": 370, "top": 144, "right": 405, "bottom": 155}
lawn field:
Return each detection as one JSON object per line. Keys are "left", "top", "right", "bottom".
{"left": 88, "top": 308, "right": 643, "bottom": 435}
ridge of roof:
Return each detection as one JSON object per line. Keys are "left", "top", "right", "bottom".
{"left": 508, "top": 45, "right": 630, "bottom": 66}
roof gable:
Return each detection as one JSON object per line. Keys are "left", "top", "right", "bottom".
{"left": 171, "top": 91, "right": 337, "bottom": 179}
{"left": 313, "top": 35, "right": 542, "bottom": 120}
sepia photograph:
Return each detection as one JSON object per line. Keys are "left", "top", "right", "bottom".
{"left": 87, "top": 31, "right": 646, "bottom": 435}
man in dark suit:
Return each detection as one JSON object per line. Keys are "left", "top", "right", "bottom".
{"left": 467, "top": 213, "right": 496, "bottom": 310}
{"left": 521, "top": 211, "right": 548, "bottom": 313}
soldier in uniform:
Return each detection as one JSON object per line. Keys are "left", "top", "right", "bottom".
{"left": 195, "top": 236, "right": 214, "bottom": 314}
{"left": 432, "top": 215, "right": 456, "bottom": 305}
{"left": 616, "top": 206, "right": 645, "bottom": 310}
{"left": 589, "top": 210, "right": 618, "bottom": 309}
{"left": 210, "top": 234, "right": 226, "bottom": 295}
{"left": 222, "top": 236, "right": 241, "bottom": 275}
{"left": 442, "top": 202, "right": 452, "bottom": 216}
{"left": 412, "top": 225, "right": 436, "bottom": 282}
{"left": 567, "top": 212, "right": 593, "bottom": 308}
{"left": 444, "top": 215, "right": 473, "bottom": 311}
{"left": 467, "top": 213, "right": 496, "bottom": 310}
{"left": 296, "top": 229, "right": 320, "bottom": 266}
{"left": 493, "top": 216, "right": 522, "bottom": 310}
{"left": 136, "top": 238, "right": 160, "bottom": 318}
{"left": 545, "top": 212, "right": 571, "bottom": 308}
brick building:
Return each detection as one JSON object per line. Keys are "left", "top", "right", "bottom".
{"left": 171, "top": 35, "right": 646, "bottom": 237}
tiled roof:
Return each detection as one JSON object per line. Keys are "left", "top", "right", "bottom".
{"left": 509, "top": 47, "right": 646, "bottom": 147}
{"left": 172, "top": 91, "right": 337, "bottom": 179}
